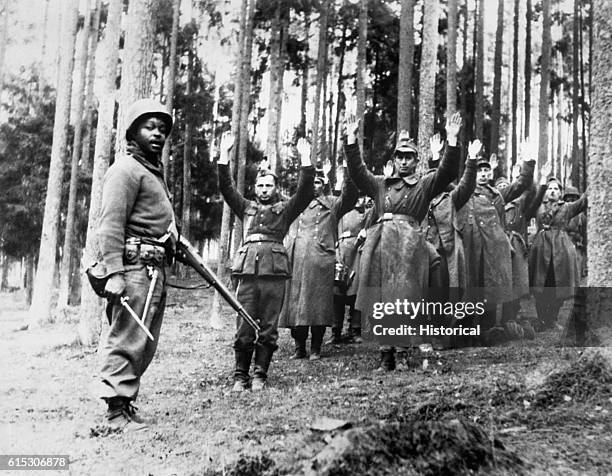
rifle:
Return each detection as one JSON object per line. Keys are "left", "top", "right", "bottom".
{"left": 175, "top": 236, "right": 261, "bottom": 333}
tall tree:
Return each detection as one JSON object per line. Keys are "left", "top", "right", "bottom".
{"left": 78, "top": 0, "right": 122, "bottom": 345}
{"left": 182, "top": 40, "right": 194, "bottom": 246}
{"left": 310, "top": 0, "right": 329, "bottom": 167}
{"left": 58, "top": 0, "right": 94, "bottom": 308}
{"left": 28, "top": 0, "right": 79, "bottom": 327}
{"left": 446, "top": 0, "right": 458, "bottom": 118}
{"left": 588, "top": 0, "right": 612, "bottom": 286}
{"left": 538, "top": 0, "right": 551, "bottom": 172}
{"left": 115, "top": 0, "right": 156, "bottom": 155}
{"left": 0, "top": 0, "right": 8, "bottom": 96}
{"left": 490, "top": 0, "right": 504, "bottom": 172}
{"left": 397, "top": 0, "right": 415, "bottom": 134}
{"left": 511, "top": 0, "right": 519, "bottom": 166}
{"left": 298, "top": 9, "right": 310, "bottom": 137}
{"left": 356, "top": 0, "right": 367, "bottom": 153}
{"left": 416, "top": 0, "right": 439, "bottom": 164}
{"left": 474, "top": 0, "right": 484, "bottom": 139}
{"left": 161, "top": 0, "right": 180, "bottom": 176}
{"left": 80, "top": 0, "right": 102, "bottom": 172}
{"left": 524, "top": 0, "right": 532, "bottom": 137}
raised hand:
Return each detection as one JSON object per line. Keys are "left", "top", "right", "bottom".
{"left": 383, "top": 159, "right": 394, "bottom": 177}
{"left": 344, "top": 96, "right": 359, "bottom": 145}
{"left": 445, "top": 112, "right": 462, "bottom": 146}
{"left": 297, "top": 137, "right": 313, "bottom": 167}
{"left": 335, "top": 166, "right": 345, "bottom": 191}
{"left": 467, "top": 139, "right": 482, "bottom": 160}
{"left": 429, "top": 133, "right": 444, "bottom": 159}
{"left": 489, "top": 153, "right": 498, "bottom": 170}
{"left": 520, "top": 137, "right": 538, "bottom": 162}
{"left": 539, "top": 159, "right": 552, "bottom": 185}
{"left": 511, "top": 163, "right": 521, "bottom": 182}
{"left": 218, "top": 130, "right": 234, "bottom": 165}
{"left": 322, "top": 158, "right": 332, "bottom": 177}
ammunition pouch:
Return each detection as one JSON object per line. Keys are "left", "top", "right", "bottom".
{"left": 85, "top": 262, "right": 110, "bottom": 298}
{"left": 124, "top": 237, "right": 167, "bottom": 266}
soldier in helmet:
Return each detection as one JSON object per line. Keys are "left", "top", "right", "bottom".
{"left": 343, "top": 96, "right": 463, "bottom": 371}
{"left": 563, "top": 185, "right": 587, "bottom": 281}
{"left": 96, "top": 98, "right": 176, "bottom": 431}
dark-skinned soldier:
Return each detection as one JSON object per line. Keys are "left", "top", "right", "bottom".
{"left": 343, "top": 96, "right": 462, "bottom": 371}
{"left": 96, "top": 98, "right": 176, "bottom": 431}
{"left": 217, "top": 132, "right": 314, "bottom": 391}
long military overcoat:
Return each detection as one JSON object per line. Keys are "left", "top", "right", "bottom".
{"left": 336, "top": 207, "right": 368, "bottom": 296}
{"left": 529, "top": 194, "right": 587, "bottom": 299}
{"left": 279, "top": 183, "right": 358, "bottom": 328}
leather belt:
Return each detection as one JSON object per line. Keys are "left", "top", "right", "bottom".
{"left": 338, "top": 231, "right": 358, "bottom": 240}
{"left": 377, "top": 213, "right": 419, "bottom": 226}
{"left": 244, "top": 233, "right": 282, "bottom": 244}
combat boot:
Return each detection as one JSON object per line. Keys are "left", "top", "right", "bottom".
{"left": 105, "top": 397, "right": 148, "bottom": 432}
{"left": 348, "top": 327, "right": 362, "bottom": 344}
{"left": 252, "top": 345, "right": 274, "bottom": 391}
{"left": 310, "top": 326, "right": 325, "bottom": 360}
{"left": 232, "top": 349, "right": 253, "bottom": 392}
{"left": 325, "top": 327, "right": 342, "bottom": 345}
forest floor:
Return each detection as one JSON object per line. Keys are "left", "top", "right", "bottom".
{"left": 1, "top": 285, "right": 611, "bottom": 476}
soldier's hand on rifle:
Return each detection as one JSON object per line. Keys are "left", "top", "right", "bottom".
{"left": 429, "top": 133, "right": 444, "bottom": 162}
{"left": 218, "top": 131, "right": 234, "bottom": 166}
{"left": 445, "top": 112, "right": 462, "bottom": 146}
{"left": 489, "top": 153, "right": 498, "bottom": 170}
{"left": 467, "top": 139, "right": 482, "bottom": 161}
{"left": 344, "top": 96, "right": 359, "bottom": 146}
{"left": 297, "top": 137, "right": 312, "bottom": 167}
{"left": 104, "top": 273, "right": 126, "bottom": 303}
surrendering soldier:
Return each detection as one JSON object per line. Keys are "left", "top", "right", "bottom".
{"left": 96, "top": 98, "right": 176, "bottom": 431}
{"left": 217, "top": 132, "right": 314, "bottom": 391}
{"left": 529, "top": 178, "right": 587, "bottom": 331}
{"left": 279, "top": 165, "right": 358, "bottom": 360}
{"left": 563, "top": 186, "right": 587, "bottom": 282}
{"left": 497, "top": 151, "right": 551, "bottom": 339}
{"left": 456, "top": 151, "right": 535, "bottom": 344}
{"left": 343, "top": 97, "right": 462, "bottom": 371}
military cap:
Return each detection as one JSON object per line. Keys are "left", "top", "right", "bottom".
{"left": 476, "top": 157, "right": 491, "bottom": 168}
{"left": 563, "top": 185, "right": 580, "bottom": 200}
{"left": 395, "top": 130, "right": 418, "bottom": 153}
{"left": 495, "top": 176, "right": 510, "bottom": 187}
{"left": 125, "top": 98, "right": 173, "bottom": 139}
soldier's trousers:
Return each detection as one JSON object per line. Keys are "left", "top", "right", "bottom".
{"left": 99, "top": 265, "right": 166, "bottom": 401}
{"left": 234, "top": 276, "right": 286, "bottom": 352}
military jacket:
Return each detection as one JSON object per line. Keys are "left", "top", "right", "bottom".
{"left": 218, "top": 164, "right": 314, "bottom": 277}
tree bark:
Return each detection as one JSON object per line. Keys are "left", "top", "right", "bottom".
{"left": 78, "top": 0, "right": 122, "bottom": 346}
{"left": 80, "top": 0, "right": 102, "bottom": 173}
{"left": 310, "top": 0, "right": 329, "bottom": 167}
{"left": 416, "top": 0, "right": 439, "bottom": 169}
{"left": 332, "top": 20, "right": 347, "bottom": 168}
{"left": 356, "top": 0, "right": 367, "bottom": 154}
{"left": 115, "top": 0, "right": 156, "bottom": 156}
{"left": 538, "top": 0, "right": 551, "bottom": 173}
{"left": 161, "top": 0, "right": 180, "bottom": 177}
{"left": 28, "top": 0, "right": 79, "bottom": 327}
{"left": 397, "top": 0, "right": 414, "bottom": 134}
{"left": 182, "top": 43, "right": 193, "bottom": 246}
{"left": 524, "top": 0, "right": 532, "bottom": 138}
{"left": 0, "top": 0, "right": 9, "bottom": 97}
{"left": 299, "top": 10, "right": 310, "bottom": 137}
{"left": 265, "top": 0, "right": 284, "bottom": 171}
{"left": 490, "top": 0, "right": 504, "bottom": 171}
{"left": 474, "top": 0, "right": 484, "bottom": 140}
{"left": 446, "top": 0, "right": 457, "bottom": 118}
{"left": 511, "top": 0, "right": 519, "bottom": 167}
{"left": 58, "top": 0, "right": 93, "bottom": 308}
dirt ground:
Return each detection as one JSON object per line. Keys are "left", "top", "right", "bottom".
{"left": 1, "top": 286, "right": 611, "bottom": 476}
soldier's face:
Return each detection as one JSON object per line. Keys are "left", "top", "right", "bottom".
{"left": 477, "top": 166, "right": 492, "bottom": 185}
{"left": 496, "top": 181, "right": 509, "bottom": 191}
{"left": 132, "top": 116, "right": 168, "bottom": 155}
{"left": 255, "top": 174, "right": 276, "bottom": 203}
{"left": 564, "top": 194, "right": 578, "bottom": 203}
{"left": 394, "top": 151, "right": 418, "bottom": 176}
{"left": 546, "top": 182, "right": 561, "bottom": 201}
{"left": 314, "top": 179, "right": 324, "bottom": 197}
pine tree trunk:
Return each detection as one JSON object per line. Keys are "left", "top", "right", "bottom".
{"left": 161, "top": 0, "right": 180, "bottom": 176}
{"left": 115, "top": 0, "right": 155, "bottom": 156}
{"left": 490, "top": 0, "right": 504, "bottom": 171}
{"left": 356, "top": 0, "right": 367, "bottom": 154}
{"left": 416, "top": 0, "right": 439, "bottom": 168}
{"left": 474, "top": 0, "right": 484, "bottom": 140}
{"left": 586, "top": 0, "right": 612, "bottom": 345}
{"left": 58, "top": 1, "right": 93, "bottom": 308}
{"left": 182, "top": 44, "right": 193, "bottom": 247}
{"left": 39, "top": 0, "right": 50, "bottom": 89}
{"left": 524, "top": 0, "right": 532, "bottom": 138}
{"left": 310, "top": 0, "right": 329, "bottom": 167}
{"left": 80, "top": 0, "right": 102, "bottom": 173}
{"left": 0, "top": 252, "right": 8, "bottom": 291}
{"left": 397, "top": 0, "right": 414, "bottom": 134}
{"left": 538, "top": 0, "right": 551, "bottom": 173}
{"left": 332, "top": 21, "right": 347, "bottom": 168}
{"left": 28, "top": 0, "right": 79, "bottom": 327}
{"left": 0, "top": 0, "right": 8, "bottom": 96}
{"left": 511, "top": 0, "right": 519, "bottom": 167}
{"left": 78, "top": 0, "right": 122, "bottom": 346}
{"left": 446, "top": 0, "right": 457, "bottom": 118}
{"left": 266, "top": 0, "right": 283, "bottom": 171}
{"left": 299, "top": 11, "right": 310, "bottom": 137}
{"left": 210, "top": 0, "right": 249, "bottom": 329}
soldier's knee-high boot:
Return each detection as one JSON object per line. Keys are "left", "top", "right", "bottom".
{"left": 252, "top": 344, "right": 274, "bottom": 390}
{"left": 233, "top": 349, "right": 253, "bottom": 391}
{"left": 310, "top": 326, "right": 325, "bottom": 360}
{"left": 378, "top": 346, "right": 396, "bottom": 372}
{"left": 290, "top": 326, "right": 308, "bottom": 359}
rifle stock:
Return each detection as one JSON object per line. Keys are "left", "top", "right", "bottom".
{"left": 176, "top": 237, "right": 261, "bottom": 333}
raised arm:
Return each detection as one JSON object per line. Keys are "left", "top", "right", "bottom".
{"left": 334, "top": 168, "right": 360, "bottom": 219}
{"left": 216, "top": 132, "right": 247, "bottom": 217}
{"left": 566, "top": 191, "right": 588, "bottom": 219}
{"left": 427, "top": 112, "right": 462, "bottom": 198}
{"left": 285, "top": 137, "right": 315, "bottom": 224}
{"left": 500, "top": 159, "right": 535, "bottom": 203}
{"left": 451, "top": 141, "right": 479, "bottom": 210}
